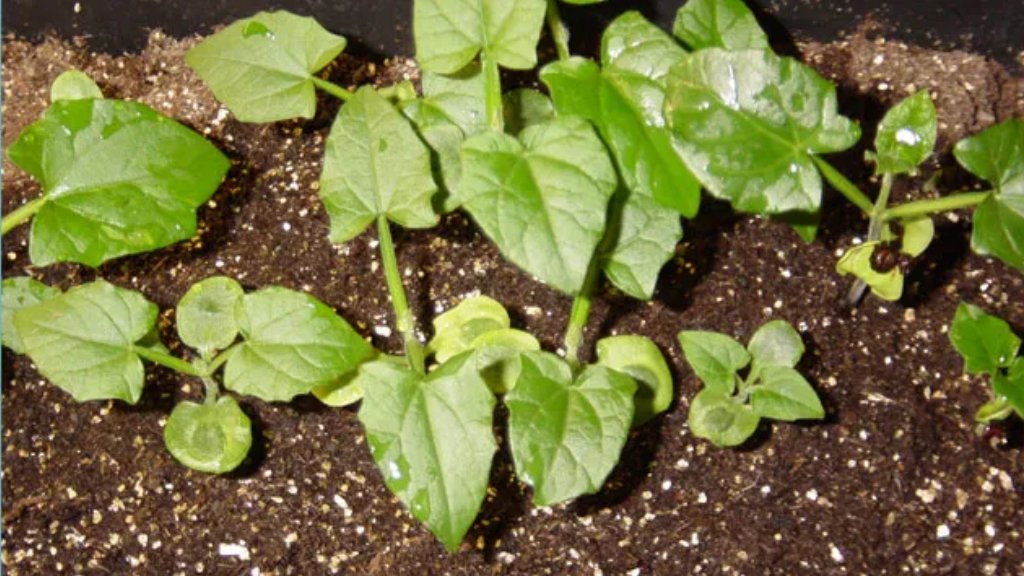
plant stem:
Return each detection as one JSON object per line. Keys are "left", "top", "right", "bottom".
{"left": 563, "top": 261, "right": 600, "bottom": 370}
{"left": 2, "top": 196, "right": 46, "bottom": 235}
{"left": 882, "top": 191, "right": 990, "bottom": 221}
{"left": 135, "top": 346, "right": 203, "bottom": 377}
{"left": 376, "top": 215, "right": 426, "bottom": 375}
{"left": 847, "top": 172, "right": 894, "bottom": 305}
{"left": 311, "top": 76, "right": 353, "bottom": 101}
{"left": 545, "top": 0, "right": 571, "bottom": 61}
{"left": 201, "top": 376, "right": 221, "bottom": 405}
{"left": 204, "top": 344, "right": 238, "bottom": 375}
{"left": 481, "top": 50, "right": 504, "bottom": 132}
{"left": 812, "top": 156, "right": 874, "bottom": 215}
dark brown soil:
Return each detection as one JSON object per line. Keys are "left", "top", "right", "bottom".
{"left": 3, "top": 28, "right": 1024, "bottom": 576}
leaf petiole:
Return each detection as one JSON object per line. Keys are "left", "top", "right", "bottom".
{"left": 201, "top": 376, "right": 221, "bottom": 405}
{"left": 545, "top": 0, "right": 571, "bottom": 62}
{"left": 481, "top": 50, "right": 504, "bottom": 132}
{"left": 204, "top": 343, "right": 240, "bottom": 375}
{"left": 882, "top": 191, "right": 990, "bottom": 221}
{"left": 135, "top": 346, "right": 204, "bottom": 377}
{"left": 812, "top": 156, "right": 874, "bottom": 215}
{"left": 311, "top": 76, "right": 354, "bottom": 102}
{"left": 1, "top": 196, "right": 47, "bottom": 236}
{"left": 377, "top": 215, "right": 426, "bottom": 375}
{"left": 847, "top": 172, "right": 894, "bottom": 305}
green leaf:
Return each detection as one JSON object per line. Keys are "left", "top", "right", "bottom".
{"left": 405, "top": 65, "right": 488, "bottom": 136}
{"left": 50, "top": 70, "right": 103, "bottom": 102}
{"left": 747, "top": 319, "right": 804, "bottom": 372}
{"left": 2, "top": 277, "right": 61, "bottom": 354}
{"left": 596, "top": 335, "right": 674, "bottom": 425}
{"left": 975, "top": 397, "right": 1015, "bottom": 423}
{"left": 665, "top": 49, "right": 861, "bottom": 215}
{"left": 687, "top": 387, "right": 760, "bottom": 447}
{"left": 954, "top": 118, "right": 1024, "bottom": 271}
{"left": 561, "top": 0, "right": 605, "bottom": 4}
{"left": 164, "top": 397, "right": 252, "bottom": 474}
{"left": 874, "top": 91, "right": 937, "bottom": 175}
{"left": 414, "top": 0, "right": 547, "bottom": 74}
{"left": 470, "top": 328, "right": 541, "bottom": 394}
{"left": 678, "top": 331, "right": 750, "bottom": 392}
{"left": 6, "top": 99, "right": 230, "bottom": 267}
{"left": 836, "top": 242, "right": 904, "bottom": 301}
{"left": 225, "top": 287, "right": 374, "bottom": 402}
{"left": 603, "top": 190, "right": 683, "bottom": 299}
{"left": 359, "top": 352, "right": 496, "bottom": 552}
{"left": 750, "top": 366, "right": 824, "bottom": 421}
{"left": 314, "top": 355, "right": 405, "bottom": 408}
{"left": 503, "top": 88, "right": 555, "bottom": 136}
{"left": 993, "top": 358, "right": 1024, "bottom": 418}
{"left": 673, "top": 0, "right": 769, "bottom": 51}
{"left": 185, "top": 11, "right": 347, "bottom": 122}
{"left": 13, "top": 280, "right": 157, "bottom": 403}
{"left": 900, "top": 216, "right": 934, "bottom": 257}
{"left": 321, "top": 87, "right": 439, "bottom": 242}
{"left": 506, "top": 352, "right": 636, "bottom": 506}
{"left": 427, "top": 296, "right": 511, "bottom": 363}
{"left": 461, "top": 116, "right": 617, "bottom": 294}
{"left": 176, "top": 276, "right": 244, "bottom": 355}
{"left": 949, "top": 302, "right": 1020, "bottom": 376}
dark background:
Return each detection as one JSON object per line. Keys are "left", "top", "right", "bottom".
{"left": 3, "top": 0, "right": 1024, "bottom": 73}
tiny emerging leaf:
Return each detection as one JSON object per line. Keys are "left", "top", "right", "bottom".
{"left": 176, "top": 276, "right": 245, "bottom": 355}
{"left": 874, "top": 91, "right": 937, "bottom": 175}
{"left": 50, "top": 70, "right": 103, "bottom": 102}
{"left": 678, "top": 331, "right": 750, "bottom": 392}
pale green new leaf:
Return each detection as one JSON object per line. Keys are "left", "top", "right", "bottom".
{"left": 461, "top": 116, "right": 617, "bottom": 294}
{"left": 874, "top": 91, "right": 937, "bottom": 175}
{"left": 678, "top": 331, "right": 750, "bottom": 392}
{"left": 186, "top": 11, "right": 347, "bottom": 122}
{"left": 506, "top": 352, "right": 636, "bottom": 506}
{"left": 900, "top": 216, "right": 934, "bottom": 257}
{"left": 975, "top": 398, "right": 1015, "bottom": 423}
{"left": 358, "top": 352, "right": 497, "bottom": 552}
{"left": 673, "top": 0, "right": 769, "bottom": 51}
{"left": 164, "top": 397, "right": 252, "bottom": 474}
{"left": 688, "top": 387, "right": 760, "bottom": 447}
{"left": 2, "top": 277, "right": 61, "bottom": 354}
{"left": 321, "top": 87, "right": 439, "bottom": 242}
{"left": 414, "top": 0, "right": 546, "bottom": 74}
{"left": 596, "top": 335, "right": 674, "bottom": 425}
{"left": 665, "top": 49, "right": 861, "bottom": 215}
{"left": 750, "top": 366, "right": 824, "bottom": 421}
{"left": 953, "top": 118, "right": 1024, "bottom": 271}
{"left": 949, "top": 302, "right": 1020, "bottom": 376}
{"left": 176, "top": 276, "right": 244, "bottom": 354}
{"left": 50, "top": 70, "right": 103, "bottom": 102}
{"left": 428, "top": 296, "right": 510, "bottom": 363}
{"left": 225, "top": 287, "right": 374, "bottom": 402}
{"left": 6, "top": 99, "right": 230, "bottom": 267}
{"left": 13, "top": 280, "right": 157, "bottom": 403}
{"left": 471, "top": 328, "right": 540, "bottom": 394}
{"left": 313, "top": 355, "right": 405, "bottom": 408}
{"left": 747, "top": 320, "right": 804, "bottom": 373}
{"left": 836, "top": 242, "right": 904, "bottom": 301}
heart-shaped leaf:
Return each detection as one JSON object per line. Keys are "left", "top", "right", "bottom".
{"left": 506, "top": 352, "right": 636, "bottom": 506}
{"left": 358, "top": 352, "right": 497, "bottom": 552}
{"left": 2, "top": 277, "right": 61, "bottom": 354}
{"left": 50, "top": 70, "right": 103, "bottom": 102}
{"left": 13, "top": 280, "right": 158, "bottom": 403}
{"left": 461, "top": 116, "right": 617, "bottom": 294}
{"left": 176, "top": 276, "right": 244, "bottom": 355}
{"left": 687, "top": 387, "right": 760, "bottom": 447}
{"left": 414, "top": 0, "right": 546, "bottom": 74}
{"left": 673, "top": 0, "right": 769, "bottom": 51}
{"left": 949, "top": 302, "right": 1020, "bottom": 376}
{"left": 321, "top": 87, "right": 439, "bottom": 243}
{"left": 186, "top": 11, "right": 347, "bottom": 122}
{"left": 874, "top": 91, "right": 937, "bottom": 175}
{"left": 750, "top": 366, "right": 824, "bottom": 421}
{"left": 596, "top": 335, "right": 674, "bottom": 425}
{"left": 665, "top": 48, "right": 861, "bottom": 215}
{"left": 225, "top": 287, "right": 374, "bottom": 402}
{"left": 678, "top": 330, "right": 749, "bottom": 392}
{"left": 6, "top": 99, "right": 230, "bottom": 267}
{"left": 164, "top": 397, "right": 252, "bottom": 474}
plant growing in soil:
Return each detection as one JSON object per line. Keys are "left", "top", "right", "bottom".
{"left": 679, "top": 320, "right": 824, "bottom": 446}
{"left": 949, "top": 302, "right": 1024, "bottom": 427}
{"left": 1, "top": 70, "right": 230, "bottom": 266}
{"left": 1, "top": 275, "right": 372, "bottom": 473}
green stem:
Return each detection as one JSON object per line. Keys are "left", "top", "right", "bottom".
{"left": 481, "top": 50, "right": 504, "bottom": 132}
{"left": 2, "top": 196, "right": 46, "bottom": 235}
{"left": 135, "top": 347, "right": 203, "bottom": 377}
{"left": 545, "top": 0, "right": 571, "bottom": 61}
{"left": 812, "top": 156, "right": 874, "bottom": 215}
{"left": 204, "top": 344, "right": 239, "bottom": 376}
{"left": 311, "top": 76, "right": 354, "bottom": 101}
{"left": 563, "top": 264, "right": 599, "bottom": 371}
{"left": 201, "top": 376, "right": 221, "bottom": 405}
{"left": 847, "top": 172, "right": 894, "bottom": 305}
{"left": 377, "top": 216, "right": 426, "bottom": 375}
{"left": 882, "top": 191, "right": 990, "bottom": 221}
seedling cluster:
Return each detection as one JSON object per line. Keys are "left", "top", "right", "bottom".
{"left": 2, "top": 0, "right": 1021, "bottom": 552}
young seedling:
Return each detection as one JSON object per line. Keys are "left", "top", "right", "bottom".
{"left": 1, "top": 276, "right": 372, "bottom": 473}
{"left": 949, "top": 302, "right": 1024, "bottom": 428}
{"left": 679, "top": 320, "right": 825, "bottom": 447}
{"left": 2, "top": 70, "right": 230, "bottom": 266}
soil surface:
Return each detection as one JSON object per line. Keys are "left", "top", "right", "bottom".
{"left": 3, "top": 27, "right": 1024, "bottom": 576}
